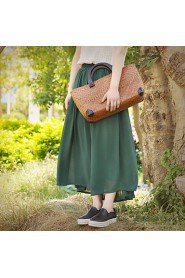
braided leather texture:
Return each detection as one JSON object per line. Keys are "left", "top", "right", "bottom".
{"left": 70, "top": 63, "right": 144, "bottom": 122}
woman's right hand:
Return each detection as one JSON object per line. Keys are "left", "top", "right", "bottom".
{"left": 65, "top": 93, "right": 72, "bottom": 110}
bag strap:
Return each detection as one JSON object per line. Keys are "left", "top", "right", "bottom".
{"left": 87, "top": 62, "right": 112, "bottom": 87}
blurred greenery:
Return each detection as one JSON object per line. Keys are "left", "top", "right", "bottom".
{"left": 0, "top": 117, "right": 63, "bottom": 171}
{"left": 16, "top": 46, "right": 72, "bottom": 109}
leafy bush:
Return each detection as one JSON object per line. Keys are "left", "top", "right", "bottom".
{"left": 0, "top": 117, "right": 63, "bottom": 171}
{"left": 0, "top": 118, "right": 34, "bottom": 131}
{"left": 0, "top": 129, "right": 34, "bottom": 171}
{"left": 32, "top": 117, "right": 63, "bottom": 160}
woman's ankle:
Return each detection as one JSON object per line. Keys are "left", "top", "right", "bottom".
{"left": 92, "top": 194, "right": 103, "bottom": 210}
{"left": 102, "top": 203, "right": 114, "bottom": 213}
{"left": 92, "top": 203, "right": 103, "bottom": 210}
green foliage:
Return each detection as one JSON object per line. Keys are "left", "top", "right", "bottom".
{"left": 125, "top": 46, "right": 160, "bottom": 70}
{"left": 151, "top": 149, "right": 185, "bottom": 219}
{"left": 0, "top": 118, "right": 35, "bottom": 131}
{"left": 116, "top": 192, "right": 158, "bottom": 223}
{"left": 0, "top": 118, "right": 63, "bottom": 171}
{"left": 117, "top": 148, "right": 185, "bottom": 225}
{"left": 0, "top": 47, "right": 34, "bottom": 120}
{"left": 32, "top": 117, "right": 63, "bottom": 160}
{"left": 0, "top": 128, "right": 34, "bottom": 171}
{"left": 137, "top": 51, "right": 160, "bottom": 69}
{"left": 0, "top": 118, "right": 39, "bottom": 170}
{"left": 2, "top": 112, "right": 27, "bottom": 120}
{"left": 125, "top": 46, "right": 141, "bottom": 66}
{"left": 62, "top": 46, "right": 76, "bottom": 58}
{"left": 0, "top": 46, "right": 31, "bottom": 96}
{"left": 16, "top": 46, "right": 72, "bottom": 109}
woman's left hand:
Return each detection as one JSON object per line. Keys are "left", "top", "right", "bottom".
{"left": 101, "top": 87, "right": 120, "bottom": 112}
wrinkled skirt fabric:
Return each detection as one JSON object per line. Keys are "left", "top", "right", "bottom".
{"left": 56, "top": 63, "right": 138, "bottom": 202}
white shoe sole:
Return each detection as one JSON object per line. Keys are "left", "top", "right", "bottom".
{"left": 88, "top": 217, "right": 117, "bottom": 228}
{"left": 77, "top": 218, "right": 90, "bottom": 225}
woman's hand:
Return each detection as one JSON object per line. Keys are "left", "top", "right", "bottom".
{"left": 65, "top": 93, "right": 72, "bottom": 110}
{"left": 101, "top": 86, "right": 120, "bottom": 112}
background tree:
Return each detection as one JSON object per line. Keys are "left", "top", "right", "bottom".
{"left": 0, "top": 46, "right": 31, "bottom": 118}
{"left": 17, "top": 46, "right": 74, "bottom": 114}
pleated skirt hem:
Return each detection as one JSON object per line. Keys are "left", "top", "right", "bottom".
{"left": 57, "top": 179, "right": 137, "bottom": 202}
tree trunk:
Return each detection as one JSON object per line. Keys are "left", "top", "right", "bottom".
{"left": 157, "top": 47, "right": 185, "bottom": 166}
{"left": 139, "top": 47, "right": 175, "bottom": 186}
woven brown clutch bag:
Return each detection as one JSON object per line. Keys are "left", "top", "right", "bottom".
{"left": 70, "top": 62, "right": 144, "bottom": 122}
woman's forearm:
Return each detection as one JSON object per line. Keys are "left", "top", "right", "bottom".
{"left": 109, "top": 46, "right": 128, "bottom": 89}
{"left": 67, "top": 46, "right": 81, "bottom": 95}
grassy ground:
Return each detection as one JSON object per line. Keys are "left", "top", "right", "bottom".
{"left": 0, "top": 155, "right": 184, "bottom": 231}
{"left": 22, "top": 194, "right": 185, "bottom": 231}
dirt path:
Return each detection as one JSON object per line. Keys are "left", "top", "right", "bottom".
{"left": 25, "top": 193, "right": 184, "bottom": 231}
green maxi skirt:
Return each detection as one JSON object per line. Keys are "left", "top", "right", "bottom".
{"left": 56, "top": 63, "right": 138, "bottom": 202}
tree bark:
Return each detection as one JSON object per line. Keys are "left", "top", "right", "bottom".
{"left": 157, "top": 47, "right": 185, "bottom": 166}
{"left": 139, "top": 47, "right": 176, "bottom": 186}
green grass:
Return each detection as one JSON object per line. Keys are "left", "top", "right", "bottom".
{"left": 0, "top": 156, "right": 184, "bottom": 231}
{"left": 0, "top": 154, "right": 76, "bottom": 230}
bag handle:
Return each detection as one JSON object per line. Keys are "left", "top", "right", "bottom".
{"left": 87, "top": 62, "right": 112, "bottom": 87}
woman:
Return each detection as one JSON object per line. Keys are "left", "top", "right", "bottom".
{"left": 57, "top": 46, "right": 138, "bottom": 228}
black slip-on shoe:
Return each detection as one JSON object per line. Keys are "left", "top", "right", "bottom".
{"left": 88, "top": 207, "right": 117, "bottom": 228}
{"left": 77, "top": 206, "right": 101, "bottom": 225}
